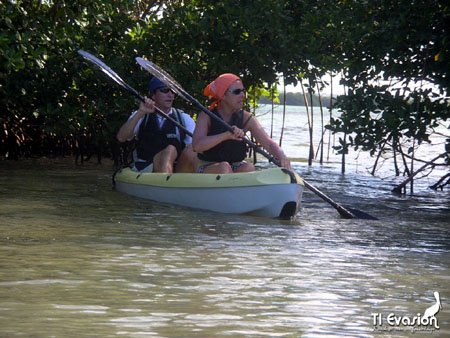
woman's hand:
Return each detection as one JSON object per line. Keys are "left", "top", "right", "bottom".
{"left": 278, "top": 153, "right": 292, "bottom": 169}
{"left": 228, "top": 125, "right": 244, "bottom": 140}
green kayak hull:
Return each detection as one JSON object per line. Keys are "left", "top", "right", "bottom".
{"left": 113, "top": 167, "right": 304, "bottom": 218}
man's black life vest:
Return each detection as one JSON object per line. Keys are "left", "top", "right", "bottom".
{"left": 198, "top": 109, "right": 248, "bottom": 163}
{"left": 136, "top": 109, "right": 186, "bottom": 163}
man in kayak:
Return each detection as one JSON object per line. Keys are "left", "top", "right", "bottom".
{"left": 192, "top": 73, "right": 291, "bottom": 174}
{"left": 117, "top": 77, "right": 197, "bottom": 173}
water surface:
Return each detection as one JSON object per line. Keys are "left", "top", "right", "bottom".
{"left": 1, "top": 107, "right": 449, "bottom": 337}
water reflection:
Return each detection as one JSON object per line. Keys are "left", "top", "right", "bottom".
{"left": 0, "top": 156, "right": 449, "bottom": 337}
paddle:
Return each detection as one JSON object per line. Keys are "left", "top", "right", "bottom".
{"left": 77, "top": 50, "right": 192, "bottom": 137}
{"left": 135, "top": 57, "right": 377, "bottom": 220}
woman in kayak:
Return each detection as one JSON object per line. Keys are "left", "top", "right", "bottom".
{"left": 192, "top": 73, "right": 291, "bottom": 174}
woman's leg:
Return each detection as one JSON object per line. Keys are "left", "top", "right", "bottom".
{"left": 234, "top": 162, "right": 255, "bottom": 173}
{"left": 201, "top": 161, "right": 233, "bottom": 174}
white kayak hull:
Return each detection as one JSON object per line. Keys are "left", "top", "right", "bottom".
{"left": 113, "top": 167, "right": 304, "bottom": 218}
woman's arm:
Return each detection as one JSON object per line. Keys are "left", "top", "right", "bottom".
{"left": 245, "top": 111, "right": 291, "bottom": 169}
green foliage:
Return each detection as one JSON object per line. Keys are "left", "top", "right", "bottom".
{"left": 1, "top": 1, "right": 140, "bottom": 158}
{"left": 325, "top": 0, "right": 449, "bottom": 157}
{"left": 1, "top": 0, "right": 448, "bottom": 168}
{"left": 258, "top": 92, "right": 333, "bottom": 107}
{"left": 137, "top": 0, "right": 306, "bottom": 101}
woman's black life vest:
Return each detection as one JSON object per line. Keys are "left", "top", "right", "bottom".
{"left": 198, "top": 109, "right": 248, "bottom": 163}
{"left": 136, "top": 109, "right": 186, "bottom": 163}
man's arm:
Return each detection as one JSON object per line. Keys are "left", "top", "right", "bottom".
{"left": 117, "top": 97, "right": 155, "bottom": 143}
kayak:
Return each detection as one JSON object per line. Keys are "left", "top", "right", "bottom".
{"left": 113, "top": 167, "right": 304, "bottom": 218}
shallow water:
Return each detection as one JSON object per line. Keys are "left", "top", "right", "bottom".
{"left": 0, "top": 156, "right": 448, "bottom": 337}
{"left": 1, "top": 107, "right": 449, "bottom": 337}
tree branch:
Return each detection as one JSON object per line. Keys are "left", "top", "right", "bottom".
{"left": 430, "top": 172, "right": 450, "bottom": 191}
{"left": 393, "top": 143, "right": 449, "bottom": 166}
{"left": 392, "top": 153, "right": 446, "bottom": 194}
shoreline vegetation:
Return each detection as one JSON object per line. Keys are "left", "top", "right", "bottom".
{"left": 2, "top": 2, "right": 447, "bottom": 193}
{"left": 258, "top": 92, "right": 333, "bottom": 108}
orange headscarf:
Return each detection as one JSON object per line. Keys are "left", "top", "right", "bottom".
{"left": 204, "top": 73, "right": 241, "bottom": 110}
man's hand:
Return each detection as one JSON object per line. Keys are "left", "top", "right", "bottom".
{"left": 138, "top": 97, "right": 155, "bottom": 116}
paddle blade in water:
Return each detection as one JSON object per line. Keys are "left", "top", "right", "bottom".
{"left": 346, "top": 208, "right": 378, "bottom": 220}
{"left": 134, "top": 57, "right": 378, "bottom": 221}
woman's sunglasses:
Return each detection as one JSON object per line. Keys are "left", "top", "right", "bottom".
{"left": 229, "top": 88, "right": 246, "bottom": 95}
{"left": 158, "top": 87, "right": 174, "bottom": 94}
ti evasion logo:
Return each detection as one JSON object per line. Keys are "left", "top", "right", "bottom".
{"left": 372, "top": 291, "right": 442, "bottom": 332}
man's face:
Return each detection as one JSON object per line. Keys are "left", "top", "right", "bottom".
{"left": 151, "top": 87, "right": 175, "bottom": 112}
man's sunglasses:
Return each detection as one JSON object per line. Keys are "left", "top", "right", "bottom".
{"left": 158, "top": 87, "right": 174, "bottom": 94}
{"left": 229, "top": 88, "right": 246, "bottom": 95}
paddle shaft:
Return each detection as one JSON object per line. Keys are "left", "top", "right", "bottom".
{"left": 120, "top": 86, "right": 193, "bottom": 137}
{"left": 134, "top": 58, "right": 380, "bottom": 219}
{"left": 142, "top": 65, "right": 358, "bottom": 219}
{"left": 178, "top": 88, "right": 282, "bottom": 164}
{"left": 78, "top": 50, "right": 192, "bottom": 137}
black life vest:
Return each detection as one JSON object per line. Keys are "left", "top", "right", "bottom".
{"left": 136, "top": 109, "right": 186, "bottom": 163}
{"left": 198, "top": 109, "right": 248, "bottom": 163}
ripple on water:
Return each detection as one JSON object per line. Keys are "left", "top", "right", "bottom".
{"left": 0, "top": 158, "right": 448, "bottom": 337}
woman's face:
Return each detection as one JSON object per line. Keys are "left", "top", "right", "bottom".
{"left": 222, "top": 80, "right": 245, "bottom": 111}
